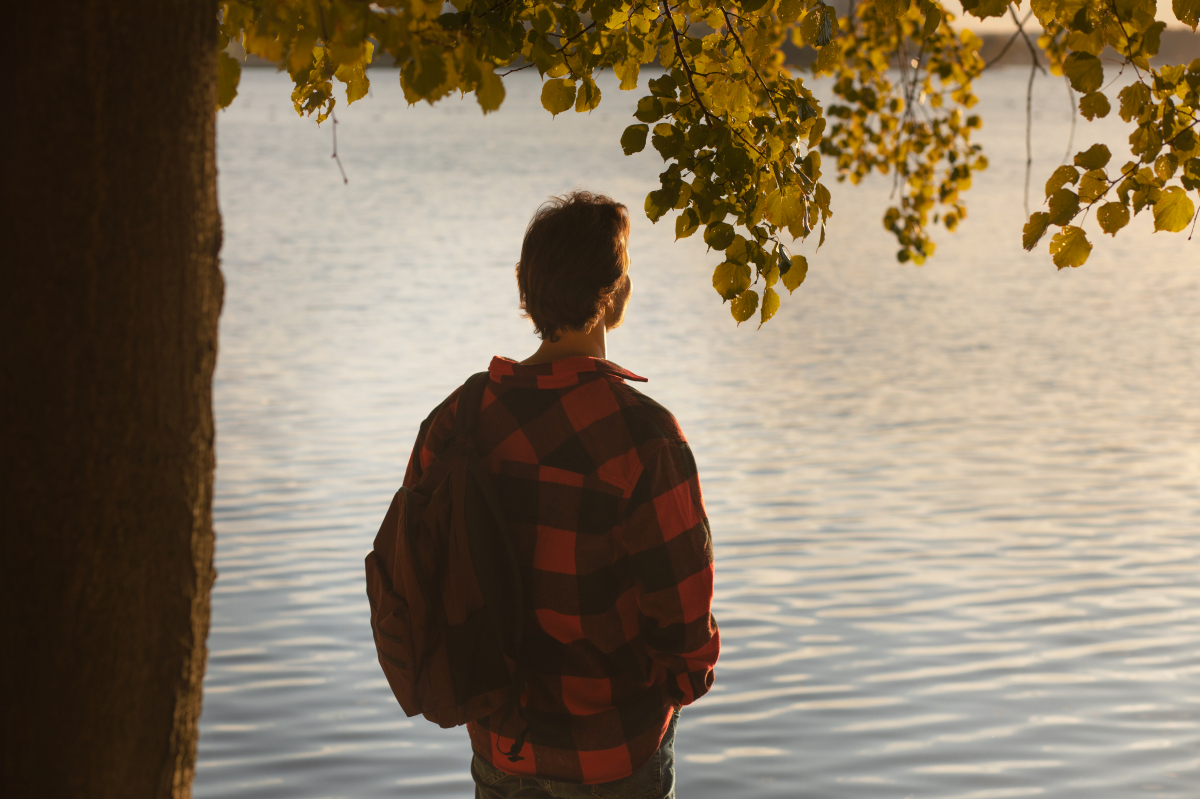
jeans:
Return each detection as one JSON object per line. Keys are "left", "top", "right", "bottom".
{"left": 471, "top": 709, "right": 679, "bottom": 799}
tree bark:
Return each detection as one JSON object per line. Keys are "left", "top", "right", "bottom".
{"left": 4, "top": 2, "right": 222, "bottom": 797}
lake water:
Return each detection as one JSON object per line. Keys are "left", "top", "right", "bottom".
{"left": 199, "top": 67, "right": 1200, "bottom": 799}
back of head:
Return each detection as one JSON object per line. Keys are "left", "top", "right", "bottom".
{"left": 516, "top": 191, "right": 629, "bottom": 343}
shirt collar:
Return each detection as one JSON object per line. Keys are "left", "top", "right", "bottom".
{"left": 488, "top": 355, "right": 648, "bottom": 389}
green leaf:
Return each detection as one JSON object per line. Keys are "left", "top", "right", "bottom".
{"left": 759, "top": 287, "right": 781, "bottom": 328}
{"left": 575, "top": 76, "right": 601, "bottom": 113}
{"left": 1078, "top": 91, "right": 1110, "bottom": 120}
{"left": 541, "top": 79, "right": 577, "bottom": 116}
{"left": 781, "top": 253, "right": 808, "bottom": 292}
{"left": 1045, "top": 165, "right": 1080, "bottom": 196}
{"left": 1062, "top": 52, "right": 1104, "bottom": 94}
{"left": 1049, "top": 225, "right": 1092, "bottom": 268}
{"left": 1153, "top": 186, "right": 1196, "bottom": 232}
{"left": 217, "top": 51, "right": 241, "bottom": 110}
{"left": 713, "top": 261, "right": 752, "bottom": 300}
{"left": 1048, "top": 189, "right": 1081, "bottom": 224}
{"left": 1097, "top": 202, "right": 1130, "bottom": 236}
{"left": 1073, "top": 144, "right": 1111, "bottom": 170}
{"left": 1023, "top": 212, "right": 1051, "bottom": 250}
{"left": 675, "top": 207, "right": 699, "bottom": 239}
{"left": 731, "top": 289, "right": 759, "bottom": 325}
{"left": 476, "top": 63, "right": 505, "bottom": 113}
{"left": 704, "top": 222, "right": 736, "bottom": 251}
{"left": 621, "top": 124, "right": 649, "bottom": 155}
{"left": 1175, "top": 0, "right": 1200, "bottom": 29}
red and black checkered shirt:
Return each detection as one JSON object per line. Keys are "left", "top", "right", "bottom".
{"left": 402, "top": 355, "right": 719, "bottom": 784}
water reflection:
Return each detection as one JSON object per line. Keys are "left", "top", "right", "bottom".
{"left": 200, "top": 67, "right": 1200, "bottom": 798}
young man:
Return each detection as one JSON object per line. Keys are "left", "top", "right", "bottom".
{"left": 402, "top": 191, "right": 719, "bottom": 798}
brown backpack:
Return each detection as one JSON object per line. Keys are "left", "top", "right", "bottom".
{"left": 365, "top": 372, "right": 527, "bottom": 742}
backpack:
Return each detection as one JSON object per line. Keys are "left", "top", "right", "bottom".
{"left": 365, "top": 372, "right": 528, "bottom": 745}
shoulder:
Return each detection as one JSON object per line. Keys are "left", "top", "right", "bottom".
{"left": 608, "top": 380, "right": 688, "bottom": 448}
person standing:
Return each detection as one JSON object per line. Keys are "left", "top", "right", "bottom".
{"left": 397, "top": 191, "right": 719, "bottom": 798}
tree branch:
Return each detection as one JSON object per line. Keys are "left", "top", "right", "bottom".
{"left": 719, "top": 6, "right": 784, "bottom": 122}
{"left": 662, "top": 0, "right": 717, "bottom": 129}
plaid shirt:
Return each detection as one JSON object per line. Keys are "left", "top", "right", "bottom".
{"left": 402, "top": 356, "right": 719, "bottom": 784}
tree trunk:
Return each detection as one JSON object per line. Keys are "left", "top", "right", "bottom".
{"left": 4, "top": 2, "right": 222, "bottom": 797}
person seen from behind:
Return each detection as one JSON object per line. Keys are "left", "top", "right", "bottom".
{"left": 396, "top": 191, "right": 720, "bottom": 798}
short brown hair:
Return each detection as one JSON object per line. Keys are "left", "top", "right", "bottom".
{"left": 516, "top": 191, "right": 630, "bottom": 342}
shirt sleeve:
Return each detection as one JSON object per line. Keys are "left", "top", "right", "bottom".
{"left": 622, "top": 436, "right": 720, "bottom": 707}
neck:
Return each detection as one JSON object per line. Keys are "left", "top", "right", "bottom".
{"left": 520, "top": 323, "right": 607, "bottom": 364}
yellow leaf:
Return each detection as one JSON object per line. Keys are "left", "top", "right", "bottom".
{"left": 541, "top": 79, "right": 577, "bottom": 116}
{"left": 1175, "top": 0, "right": 1200, "bottom": 29}
{"left": 1097, "top": 202, "right": 1130, "bottom": 236}
{"left": 1073, "top": 144, "right": 1111, "bottom": 170}
{"left": 1077, "top": 171, "right": 1108, "bottom": 204}
{"left": 778, "top": 0, "right": 805, "bottom": 24}
{"left": 759, "top": 287, "right": 780, "bottom": 328}
{"left": 781, "top": 254, "right": 808, "bottom": 292}
{"left": 713, "top": 262, "right": 752, "bottom": 300}
{"left": 1049, "top": 225, "right": 1092, "bottom": 269}
{"left": 1153, "top": 186, "right": 1196, "bottom": 232}
{"left": 731, "top": 289, "right": 759, "bottom": 325}
{"left": 1062, "top": 52, "right": 1103, "bottom": 93}
{"left": 613, "top": 61, "right": 639, "bottom": 91}
{"left": 476, "top": 63, "right": 505, "bottom": 114}
{"left": 575, "top": 76, "right": 601, "bottom": 113}
{"left": 217, "top": 51, "right": 241, "bottom": 110}
{"left": 1078, "top": 91, "right": 1110, "bottom": 120}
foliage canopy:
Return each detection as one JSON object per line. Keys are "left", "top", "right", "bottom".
{"left": 219, "top": 0, "right": 1199, "bottom": 325}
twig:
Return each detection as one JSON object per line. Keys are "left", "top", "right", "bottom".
{"left": 719, "top": 6, "right": 784, "bottom": 121}
{"left": 500, "top": 22, "right": 597, "bottom": 77}
{"left": 331, "top": 109, "right": 348, "bottom": 184}
{"left": 1010, "top": 5, "right": 1047, "bottom": 77}
{"left": 980, "top": 10, "right": 1034, "bottom": 73}
{"left": 1024, "top": 58, "right": 1035, "bottom": 218}
{"left": 498, "top": 62, "right": 537, "bottom": 76}
{"left": 475, "top": 0, "right": 522, "bottom": 17}
{"left": 1011, "top": 3, "right": 1044, "bottom": 218}
{"left": 1062, "top": 74, "right": 1077, "bottom": 165}
{"left": 1105, "top": 0, "right": 1145, "bottom": 82}
{"left": 662, "top": 0, "right": 717, "bottom": 129}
